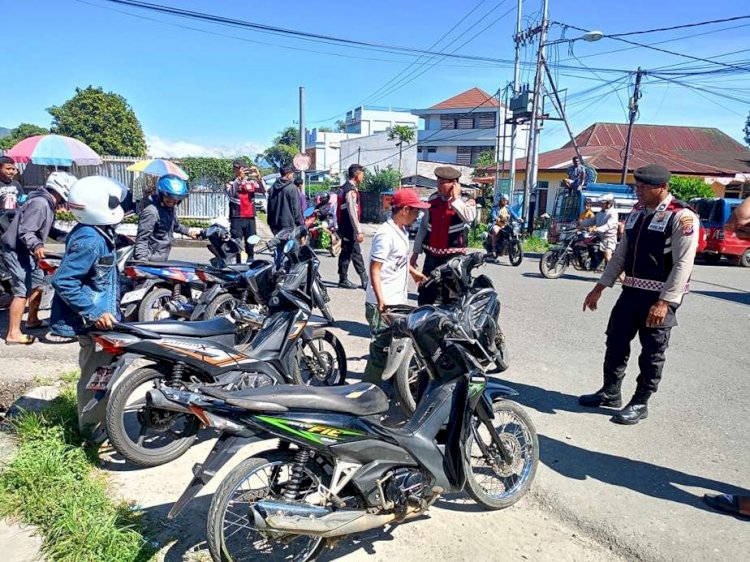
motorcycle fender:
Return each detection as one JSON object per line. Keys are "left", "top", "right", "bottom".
{"left": 79, "top": 353, "right": 139, "bottom": 433}
{"left": 121, "top": 279, "right": 159, "bottom": 305}
{"left": 190, "top": 284, "right": 223, "bottom": 320}
{"left": 381, "top": 337, "right": 413, "bottom": 381}
{"left": 482, "top": 377, "right": 519, "bottom": 402}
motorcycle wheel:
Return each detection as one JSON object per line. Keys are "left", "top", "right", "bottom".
{"left": 394, "top": 347, "right": 428, "bottom": 414}
{"left": 137, "top": 287, "right": 174, "bottom": 322}
{"left": 464, "top": 400, "right": 539, "bottom": 510}
{"left": 104, "top": 366, "right": 201, "bottom": 467}
{"left": 204, "top": 293, "right": 257, "bottom": 350}
{"left": 538, "top": 249, "right": 568, "bottom": 279}
{"left": 293, "top": 329, "right": 347, "bottom": 386}
{"left": 508, "top": 241, "right": 523, "bottom": 266}
{"left": 207, "top": 450, "right": 328, "bottom": 562}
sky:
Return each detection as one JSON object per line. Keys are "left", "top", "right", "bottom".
{"left": 2, "top": 0, "right": 749, "bottom": 158}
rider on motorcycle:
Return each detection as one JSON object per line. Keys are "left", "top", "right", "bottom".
{"left": 578, "top": 192, "right": 618, "bottom": 269}
{"left": 488, "top": 194, "right": 520, "bottom": 258}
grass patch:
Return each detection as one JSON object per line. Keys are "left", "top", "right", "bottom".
{"left": 0, "top": 387, "right": 155, "bottom": 562}
{"left": 522, "top": 236, "right": 550, "bottom": 253}
{"left": 34, "top": 370, "right": 80, "bottom": 387}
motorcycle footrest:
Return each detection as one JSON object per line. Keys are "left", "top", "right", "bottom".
{"left": 191, "top": 462, "right": 216, "bottom": 484}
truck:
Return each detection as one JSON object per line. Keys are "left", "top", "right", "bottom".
{"left": 691, "top": 197, "right": 749, "bottom": 267}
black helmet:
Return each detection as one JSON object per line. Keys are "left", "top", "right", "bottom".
{"left": 316, "top": 192, "right": 331, "bottom": 206}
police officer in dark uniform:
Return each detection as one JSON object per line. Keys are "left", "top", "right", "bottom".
{"left": 410, "top": 166, "right": 477, "bottom": 305}
{"left": 581, "top": 164, "right": 699, "bottom": 425}
{"left": 337, "top": 163, "right": 368, "bottom": 289}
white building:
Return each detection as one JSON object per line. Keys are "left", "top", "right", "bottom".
{"left": 412, "top": 87, "right": 529, "bottom": 167}
{"left": 339, "top": 132, "right": 418, "bottom": 179}
{"left": 305, "top": 130, "right": 360, "bottom": 180}
{"left": 345, "top": 105, "right": 419, "bottom": 135}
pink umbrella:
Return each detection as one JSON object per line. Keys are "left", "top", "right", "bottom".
{"left": 7, "top": 134, "right": 102, "bottom": 166}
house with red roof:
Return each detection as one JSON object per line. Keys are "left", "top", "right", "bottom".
{"left": 412, "top": 87, "right": 529, "bottom": 167}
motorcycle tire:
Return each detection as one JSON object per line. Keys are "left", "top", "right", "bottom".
{"left": 508, "top": 240, "right": 523, "bottom": 267}
{"left": 137, "top": 287, "right": 174, "bottom": 322}
{"left": 203, "top": 293, "right": 257, "bottom": 350}
{"left": 394, "top": 347, "right": 428, "bottom": 414}
{"left": 293, "top": 328, "right": 347, "bottom": 386}
{"left": 207, "top": 450, "right": 328, "bottom": 562}
{"left": 539, "top": 249, "right": 568, "bottom": 279}
{"left": 464, "top": 400, "right": 539, "bottom": 510}
{"left": 104, "top": 366, "right": 201, "bottom": 467}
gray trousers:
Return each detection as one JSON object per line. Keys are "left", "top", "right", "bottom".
{"left": 77, "top": 335, "right": 114, "bottom": 438}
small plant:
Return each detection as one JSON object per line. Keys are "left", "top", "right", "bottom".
{"left": 469, "top": 223, "right": 489, "bottom": 248}
{"left": 523, "top": 236, "right": 550, "bottom": 253}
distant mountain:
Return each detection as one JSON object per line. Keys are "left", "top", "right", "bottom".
{"left": 0, "top": 127, "right": 10, "bottom": 138}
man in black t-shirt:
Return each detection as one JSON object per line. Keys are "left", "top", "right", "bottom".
{"left": 0, "top": 156, "right": 24, "bottom": 210}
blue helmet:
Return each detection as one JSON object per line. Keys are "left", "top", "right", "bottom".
{"left": 156, "top": 174, "right": 189, "bottom": 201}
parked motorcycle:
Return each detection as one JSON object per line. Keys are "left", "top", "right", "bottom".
{"left": 482, "top": 221, "right": 524, "bottom": 266}
{"left": 538, "top": 227, "right": 605, "bottom": 279}
{"left": 152, "top": 271, "right": 538, "bottom": 562}
{"left": 93, "top": 234, "right": 347, "bottom": 467}
{"left": 384, "top": 252, "right": 510, "bottom": 414}
{"left": 304, "top": 193, "right": 341, "bottom": 257}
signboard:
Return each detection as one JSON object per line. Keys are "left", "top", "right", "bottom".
{"left": 293, "top": 153, "right": 311, "bottom": 171}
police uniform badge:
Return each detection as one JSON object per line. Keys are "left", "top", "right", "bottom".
{"left": 679, "top": 213, "right": 694, "bottom": 236}
{"left": 625, "top": 210, "right": 641, "bottom": 230}
{"left": 648, "top": 210, "right": 672, "bottom": 233}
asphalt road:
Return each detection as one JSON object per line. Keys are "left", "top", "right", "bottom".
{"left": 3, "top": 233, "right": 748, "bottom": 560}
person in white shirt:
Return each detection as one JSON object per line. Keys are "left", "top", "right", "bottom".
{"left": 579, "top": 192, "right": 619, "bottom": 268}
{"left": 364, "top": 189, "right": 429, "bottom": 389}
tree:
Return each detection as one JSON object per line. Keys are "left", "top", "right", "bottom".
{"left": 471, "top": 149, "right": 496, "bottom": 177}
{"left": 0, "top": 123, "right": 49, "bottom": 150}
{"left": 362, "top": 167, "right": 401, "bottom": 193}
{"left": 47, "top": 86, "right": 147, "bottom": 156}
{"left": 335, "top": 119, "right": 346, "bottom": 133}
{"left": 744, "top": 111, "right": 750, "bottom": 146}
{"left": 258, "top": 125, "right": 301, "bottom": 172}
{"left": 317, "top": 126, "right": 333, "bottom": 133}
{"left": 387, "top": 125, "right": 416, "bottom": 176}
{"left": 669, "top": 176, "right": 715, "bottom": 201}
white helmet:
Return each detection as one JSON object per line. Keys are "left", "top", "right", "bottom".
{"left": 598, "top": 193, "right": 614, "bottom": 204}
{"left": 68, "top": 176, "right": 129, "bottom": 226}
{"left": 45, "top": 171, "right": 77, "bottom": 202}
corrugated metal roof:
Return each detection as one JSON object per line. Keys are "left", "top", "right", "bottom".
{"left": 429, "top": 87, "right": 499, "bottom": 110}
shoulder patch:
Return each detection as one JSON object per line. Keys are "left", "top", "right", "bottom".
{"left": 679, "top": 213, "right": 694, "bottom": 236}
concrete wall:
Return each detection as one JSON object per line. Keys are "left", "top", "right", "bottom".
{"left": 345, "top": 107, "right": 419, "bottom": 135}
{"left": 339, "top": 132, "right": 418, "bottom": 179}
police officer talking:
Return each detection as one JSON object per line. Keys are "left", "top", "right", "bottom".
{"left": 411, "top": 166, "right": 477, "bottom": 305}
{"left": 581, "top": 164, "right": 699, "bottom": 425}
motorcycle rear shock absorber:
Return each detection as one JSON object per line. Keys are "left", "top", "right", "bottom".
{"left": 283, "top": 448, "right": 311, "bottom": 501}
{"left": 169, "top": 362, "right": 186, "bottom": 383}
{"left": 172, "top": 283, "right": 181, "bottom": 300}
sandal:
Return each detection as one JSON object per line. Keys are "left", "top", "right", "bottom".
{"left": 26, "top": 320, "right": 49, "bottom": 330}
{"left": 703, "top": 494, "right": 750, "bottom": 517}
{"left": 5, "top": 335, "right": 37, "bottom": 346}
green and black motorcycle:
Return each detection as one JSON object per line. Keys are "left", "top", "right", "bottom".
{"left": 152, "top": 254, "right": 538, "bottom": 562}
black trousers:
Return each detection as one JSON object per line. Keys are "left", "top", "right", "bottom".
{"left": 337, "top": 233, "right": 366, "bottom": 281}
{"left": 230, "top": 217, "right": 257, "bottom": 262}
{"left": 603, "top": 287, "right": 678, "bottom": 395}
{"left": 417, "top": 253, "right": 454, "bottom": 305}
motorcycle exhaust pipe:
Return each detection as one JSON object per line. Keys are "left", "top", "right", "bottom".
{"left": 230, "top": 305, "right": 266, "bottom": 327}
{"left": 145, "top": 389, "right": 193, "bottom": 414}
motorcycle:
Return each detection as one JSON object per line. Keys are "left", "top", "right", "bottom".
{"left": 482, "top": 221, "right": 524, "bottom": 266}
{"left": 538, "top": 227, "right": 605, "bottom": 279}
{"left": 151, "top": 269, "right": 538, "bottom": 562}
{"left": 92, "top": 232, "right": 347, "bottom": 467}
{"left": 384, "top": 252, "right": 510, "bottom": 414}
{"left": 304, "top": 194, "right": 341, "bottom": 257}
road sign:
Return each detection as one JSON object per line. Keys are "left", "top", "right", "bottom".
{"left": 293, "top": 153, "right": 311, "bottom": 171}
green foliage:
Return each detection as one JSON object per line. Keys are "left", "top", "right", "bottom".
{"left": 387, "top": 125, "right": 416, "bottom": 146}
{"left": 0, "top": 123, "right": 50, "bottom": 150}
{"left": 48, "top": 86, "right": 147, "bottom": 157}
{"left": 362, "top": 167, "right": 401, "bottom": 193}
{"left": 669, "top": 176, "right": 715, "bottom": 201}
{"left": 471, "top": 150, "right": 496, "bottom": 177}
{"left": 317, "top": 126, "right": 333, "bottom": 133}
{"left": 468, "top": 223, "right": 489, "bottom": 248}
{"left": 56, "top": 210, "right": 209, "bottom": 229}
{"left": 744, "top": 111, "right": 750, "bottom": 146}
{"left": 523, "top": 236, "right": 550, "bottom": 253}
{"left": 335, "top": 119, "right": 347, "bottom": 133}
{"left": 257, "top": 125, "right": 302, "bottom": 172}
{"left": 0, "top": 387, "right": 154, "bottom": 562}
{"left": 179, "top": 156, "right": 257, "bottom": 187}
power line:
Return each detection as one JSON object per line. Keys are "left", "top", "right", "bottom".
{"left": 606, "top": 14, "right": 750, "bottom": 38}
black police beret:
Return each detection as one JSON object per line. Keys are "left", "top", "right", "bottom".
{"left": 633, "top": 164, "right": 671, "bottom": 186}
{"left": 434, "top": 166, "right": 461, "bottom": 180}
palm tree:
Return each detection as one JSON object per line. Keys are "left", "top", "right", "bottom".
{"left": 387, "top": 125, "right": 416, "bottom": 178}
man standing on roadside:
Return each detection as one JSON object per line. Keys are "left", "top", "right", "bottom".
{"left": 411, "top": 166, "right": 476, "bottom": 305}
{"left": 581, "top": 164, "right": 699, "bottom": 425}
{"left": 0, "top": 156, "right": 24, "bottom": 210}
{"left": 337, "top": 163, "right": 368, "bottom": 289}
{"left": 226, "top": 159, "right": 265, "bottom": 261}
{"left": 267, "top": 165, "right": 301, "bottom": 235}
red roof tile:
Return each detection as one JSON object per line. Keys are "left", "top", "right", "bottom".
{"left": 429, "top": 87, "right": 499, "bottom": 110}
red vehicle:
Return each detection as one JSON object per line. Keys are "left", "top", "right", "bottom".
{"left": 691, "top": 197, "right": 749, "bottom": 267}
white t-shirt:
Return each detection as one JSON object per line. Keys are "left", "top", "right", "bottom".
{"left": 366, "top": 219, "right": 410, "bottom": 306}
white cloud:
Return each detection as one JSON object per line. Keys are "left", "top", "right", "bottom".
{"left": 146, "top": 135, "right": 265, "bottom": 159}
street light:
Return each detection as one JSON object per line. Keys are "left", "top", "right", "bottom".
{"left": 546, "top": 30, "right": 604, "bottom": 46}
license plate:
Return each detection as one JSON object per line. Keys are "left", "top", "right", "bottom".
{"left": 121, "top": 287, "right": 148, "bottom": 304}
{"left": 86, "top": 366, "right": 116, "bottom": 391}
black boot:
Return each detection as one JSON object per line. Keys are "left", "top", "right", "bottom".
{"left": 611, "top": 391, "right": 652, "bottom": 425}
{"left": 338, "top": 278, "right": 358, "bottom": 289}
{"left": 579, "top": 384, "right": 622, "bottom": 408}
{"left": 359, "top": 273, "right": 369, "bottom": 290}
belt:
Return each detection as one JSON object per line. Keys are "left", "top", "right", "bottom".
{"left": 423, "top": 245, "right": 467, "bottom": 256}
{"left": 622, "top": 275, "right": 689, "bottom": 293}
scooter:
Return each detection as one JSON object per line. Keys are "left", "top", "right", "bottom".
{"left": 304, "top": 193, "right": 341, "bottom": 257}
{"left": 482, "top": 220, "right": 524, "bottom": 266}
{"left": 538, "top": 227, "right": 605, "bottom": 279}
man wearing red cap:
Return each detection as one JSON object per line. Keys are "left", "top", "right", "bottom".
{"left": 364, "top": 189, "right": 429, "bottom": 395}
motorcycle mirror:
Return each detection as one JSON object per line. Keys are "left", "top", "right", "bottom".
{"left": 283, "top": 239, "right": 295, "bottom": 254}
{"left": 247, "top": 234, "right": 261, "bottom": 245}
{"left": 304, "top": 207, "right": 315, "bottom": 218}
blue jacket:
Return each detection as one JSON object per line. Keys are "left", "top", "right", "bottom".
{"left": 50, "top": 224, "right": 121, "bottom": 337}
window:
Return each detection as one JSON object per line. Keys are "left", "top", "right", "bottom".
{"left": 457, "top": 146, "right": 495, "bottom": 165}
{"left": 440, "top": 116, "right": 456, "bottom": 129}
{"left": 474, "top": 112, "right": 496, "bottom": 129}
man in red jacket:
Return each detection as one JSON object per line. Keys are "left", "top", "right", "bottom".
{"left": 225, "top": 159, "right": 265, "bottom": 261}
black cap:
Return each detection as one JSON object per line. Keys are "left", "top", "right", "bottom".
{"left": 294, "top": 178, "right": 303, "bottom": 186}
{"left": 634, "top": 164, "right": 671, "bottom": 186}
{"left": 280, "top": 164, "right": 294, "bottom": 176}
{"left": 232, "top": 159, "right": 248, "bottom": 169}
{"left": 434, "top": 166, "right": 461, "bottom": 180}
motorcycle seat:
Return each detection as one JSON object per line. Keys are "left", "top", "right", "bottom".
{"left": 206, "top": 382, "right": 389, "bottom": 416}
{"left": 131, "top": 317, "right": 236, "bottom": 337}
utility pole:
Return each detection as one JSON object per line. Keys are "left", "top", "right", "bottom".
{"left": 299, "top": 86, "right": 307, "bottom": 195}
{"left": 523, "top": 0, "right": 548, "bottom": 224}
{"left": 507, "top": 0, "right": 523, "bottom": 199}
{"left": 620, "top": 68, "right": 644, "bottom": 184}
{"left": 542, "top": 58, "right": 582, "bottom": 162}
{"left": 494, "top": 86, "right": 510, "bottom": 202}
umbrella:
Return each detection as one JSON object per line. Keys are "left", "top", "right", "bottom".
{"left": 127, "top": 159, "right": 189, "bottom": 180}
{"left": 6, "top": 134, "right": 102, "bottom": 166}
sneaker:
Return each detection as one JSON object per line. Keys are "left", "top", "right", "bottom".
{"left": 338, "top": 279, "right": 358, "bottom": 289}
